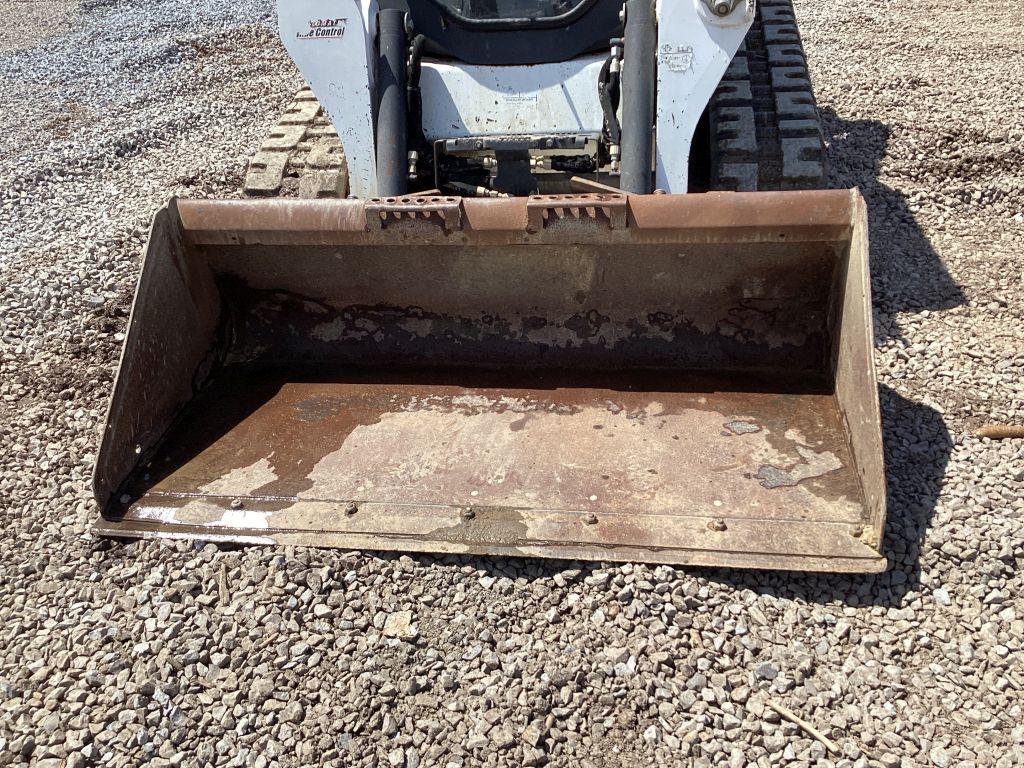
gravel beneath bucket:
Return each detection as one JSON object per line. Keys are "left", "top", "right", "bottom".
{"left": 0, "top": 1, "right": 1021, "bottom": 766}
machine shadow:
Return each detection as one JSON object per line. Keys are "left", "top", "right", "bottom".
{"left": 818, "top": 106, "right": 966, "bottom": 344}
{"left": 399, "top": 111, "right": 965, "bottom": 604}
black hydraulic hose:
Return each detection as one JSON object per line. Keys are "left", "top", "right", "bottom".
{"left": 406, "top": 34, "right": 428, "bottom": 156}
{"left": 619, "top": 0, "right": 655, "bottom": 194}
{"left": 598, "top": 54, "right": 621, "bottom": 146}
{"left": 550, "top": 155, "right": 597, "bottom": 174}
{"left": 375, "top": 9, "right": 408, "bottom": 196}
{"left": 408, "top": 33, "right": 426, "bottom": 84}
{"left": 609, "top": 37, "right": 622, "bottom": 115}
{"left": 442, "top": 181, "right": 497, "bottom": 197}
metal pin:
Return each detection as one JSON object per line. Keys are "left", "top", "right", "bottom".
{"left": 230, "top": 499, "right": 244, "bottom": 510}
{"left": 583, "top": 512, "right": 598, "bottom": 525}
{"left": 344, "top": 502, "right": 358, "bottom": 516}
{"left": 708, "top": 518, "right": 727, "bottom": 532}
{"left": 461, "top": 506, "right": 476, "bottom": 520}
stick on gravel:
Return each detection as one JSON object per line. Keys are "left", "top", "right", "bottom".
{"left": 765, "top": 700, "right": 839, "bottom": 755}
{"left": 976, "top": 424, "right": 1024, "bottom": 439}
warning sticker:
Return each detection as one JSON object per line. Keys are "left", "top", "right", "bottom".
{"left": 659, "top": 44, "right": 694, "bottom": 72}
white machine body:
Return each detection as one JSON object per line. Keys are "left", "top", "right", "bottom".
{"left": 278, "top": 0, "right": 753, "bottom": 197}
{"left": 418, "top": 55, "right": 608, "bottom": 141}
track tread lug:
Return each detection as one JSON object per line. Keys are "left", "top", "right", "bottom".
{"left": 709, "top": 0, "right": 826, "bottom": 191}
{"left": 244, "top": 86, "right": 349, "bottom": 199}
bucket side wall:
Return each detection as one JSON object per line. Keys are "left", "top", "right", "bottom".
{"left": 92, "top": 204, "right": 221, "bottom": 511}
{"left": 832, "top": 191, "right": 887, "bottom": 549}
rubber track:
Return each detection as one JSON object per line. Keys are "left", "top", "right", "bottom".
{"left": 709, "top": 0, "right": 827, "bottom": 191}
{"left": 243, "top": 86, "right": 349, "bottom": 198}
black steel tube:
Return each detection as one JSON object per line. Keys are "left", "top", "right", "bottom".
{"left": 619, "top": 0, "right": 655, "bottom": 194}
{"left": 375, "top": 9, "right": 408, "bottom": 196}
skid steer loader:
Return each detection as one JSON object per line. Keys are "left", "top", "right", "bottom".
{"left": 93, "top": 0, "right": 887, "bottom": 572}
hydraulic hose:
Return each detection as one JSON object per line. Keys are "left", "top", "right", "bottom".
{"left": 406, "top": 34, "right": 428, "bottom": 166}
{"left": 598, "top": 55, "right": 621, "bottom": 147}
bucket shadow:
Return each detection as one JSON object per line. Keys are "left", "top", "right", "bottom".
{"left": 819, "top": 106, "right": 966, "bottom": 343}
{"left": 700, "top": 385, "right": 951, "bottom": 607}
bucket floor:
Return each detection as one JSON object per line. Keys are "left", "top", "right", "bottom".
{"left": 97, "top": 369, "right": 885, "bottom": 572}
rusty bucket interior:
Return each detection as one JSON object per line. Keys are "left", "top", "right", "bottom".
{"left": 94, "top": 191, "right": 886, "bottom": 572}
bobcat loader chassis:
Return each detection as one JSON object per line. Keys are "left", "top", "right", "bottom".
{"left": 93, "top": 0, "right": 887, "bottom": 573}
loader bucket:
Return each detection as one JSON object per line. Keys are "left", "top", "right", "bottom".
{"left": 94, "top": 190, "right": 886, "bottom": 572}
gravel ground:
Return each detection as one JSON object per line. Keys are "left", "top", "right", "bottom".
{"left": 1, "top": 1, "right": 1022, "bottom": 766}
